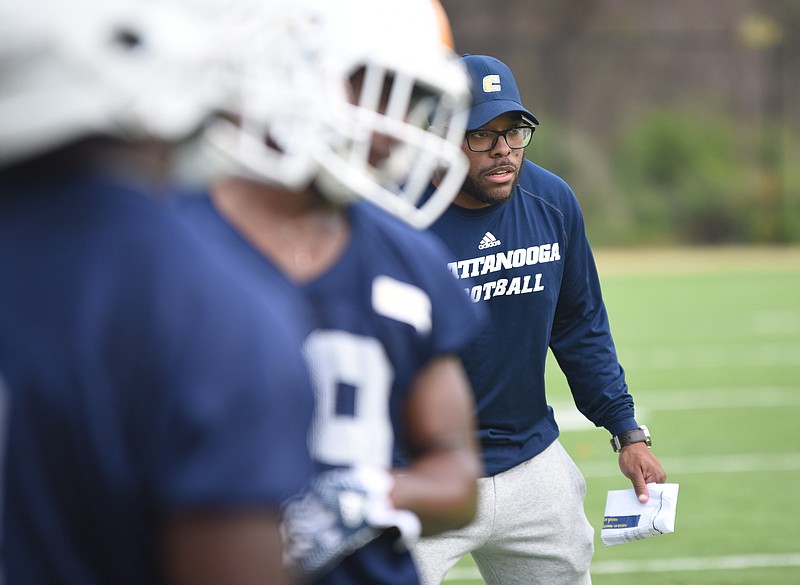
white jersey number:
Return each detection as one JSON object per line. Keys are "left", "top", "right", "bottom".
{"left": 304, "top": 330, "right": 394, "bottom": 469}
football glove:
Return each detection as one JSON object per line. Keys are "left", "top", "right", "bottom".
{"left": 280, "top": 465, "right": 421, "bottom": 576}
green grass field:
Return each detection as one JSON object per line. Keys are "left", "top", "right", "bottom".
{"left": 443, "top": 246, "right": 800, "bottom": 585}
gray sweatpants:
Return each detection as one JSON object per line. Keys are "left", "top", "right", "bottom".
{"left": 411, "top": 440, "right": 594, "bottom": 585}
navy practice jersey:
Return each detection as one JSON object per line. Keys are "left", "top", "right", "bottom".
{"left": 0, "top": 171, "right": 315, "bottom": 585}
{"left": 427, "top": 159, "right": 638, "bottom": 476}
{"left": 175, "top": 196, "right": 484, "bottom": 585}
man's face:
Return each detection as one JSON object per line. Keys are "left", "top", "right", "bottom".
{"left": 455, "top": 113, "right": 527, "bottom": 208}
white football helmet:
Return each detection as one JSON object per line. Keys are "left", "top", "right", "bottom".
{"left": 207, "top": 0, "right": 472, "bottom": 229}
{"left": 0, "top": 0, "right": 230, "bottom": 167}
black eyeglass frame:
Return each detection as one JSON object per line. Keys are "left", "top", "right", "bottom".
{"left": 464, "top": 125, "right": 536, "bottom": 152}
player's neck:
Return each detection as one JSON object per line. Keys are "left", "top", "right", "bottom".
{"left": 211, "top": 177, "right": 350, "bottom": 282}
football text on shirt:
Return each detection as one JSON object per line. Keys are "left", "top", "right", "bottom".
{"left": 446, "top": 242, "right": 561, "bottom": 303}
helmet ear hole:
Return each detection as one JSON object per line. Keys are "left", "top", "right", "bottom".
{"left": 111, "top": 27, "right": 142, "bottom": 50}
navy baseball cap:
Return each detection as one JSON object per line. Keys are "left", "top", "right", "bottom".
{"left": 460, "top": 54, "right": 539, "bottom": 130}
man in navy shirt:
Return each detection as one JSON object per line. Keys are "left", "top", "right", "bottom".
{"left": 0, "top": 1, "right": 314, "bottom": 583}
{"left": 411, "top": 54, "right": 668, "bottom": 585}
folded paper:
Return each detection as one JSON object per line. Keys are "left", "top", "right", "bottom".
{"left": 601, "top": 483, "right": 679, "bottom": 546}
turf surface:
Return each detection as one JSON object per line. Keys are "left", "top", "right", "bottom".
{"left": 442, "top": 246, "right": 800, "bottom": 584}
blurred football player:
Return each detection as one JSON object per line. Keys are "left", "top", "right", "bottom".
{"left": 172, "top": 0, "right": 483, "bottom": 583}
{"left": 0, "top": 1, "right": 315, "bottom": 584}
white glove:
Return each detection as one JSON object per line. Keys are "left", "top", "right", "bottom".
{"left": 353, "top": 466, "right": 421, "bottom": 552}
{"left": 280, "top": 466, "right": 421, "bottom": 576}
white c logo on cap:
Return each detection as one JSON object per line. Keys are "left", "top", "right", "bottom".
{"left": 482, "top": 75, "right": 501, "bottom": 93}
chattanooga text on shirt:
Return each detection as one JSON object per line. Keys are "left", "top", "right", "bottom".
{"left": 446, "top": 242, "right": 560, "bottom": 302}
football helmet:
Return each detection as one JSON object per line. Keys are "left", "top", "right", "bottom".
{"left": 207, "top": 0, "right": 472, "bottom": 229}
{"left": 0, "top": 0, "right": 229, "bottom": 166}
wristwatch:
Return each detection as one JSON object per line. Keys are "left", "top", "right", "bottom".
{"left": 610, "top": 425, "right": 651, "bottom": 453}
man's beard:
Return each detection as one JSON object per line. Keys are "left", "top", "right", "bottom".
{"left": 460, "top": 160, "right": 521, "bottom": 206}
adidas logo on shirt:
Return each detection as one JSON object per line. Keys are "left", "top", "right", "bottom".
{"left": 478, "top": 231, "right": 501, "bottom": 250}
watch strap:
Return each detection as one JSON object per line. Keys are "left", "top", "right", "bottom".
{"left": 610, "top": 426, "right": 650, "bottom": 452}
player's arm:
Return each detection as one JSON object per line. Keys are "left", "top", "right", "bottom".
{"left": 162, "top": 510, "right": 293, "bottom": 585}
{"left": 391, "top": 354, "right": 481, "bottom": 536}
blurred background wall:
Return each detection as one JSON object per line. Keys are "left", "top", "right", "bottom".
{"left": 442, "top": 0, "right": 800, "bottom": 246}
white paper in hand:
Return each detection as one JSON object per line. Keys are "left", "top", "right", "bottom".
{"left": 601, "top": 483, "right": 679, "bottom": 547}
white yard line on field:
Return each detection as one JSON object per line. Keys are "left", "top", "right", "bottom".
{"left": 578, "top": 452, "right": 800, "bottom": 478}
{"left": 551, "top": 386, "right": 800, "bottom": 475}
{"left": 592, "top": 553, "right": 800, "bottom": 574}
{"left": 443, "top": 553, "right": 800, "bottom": 581}
{"left": 632, "top": 386, "right": 800, "bottom": 410}
{"left": 551, "top": 385, "right": 800, "bottom": 431}
{"left": 619, "top": 342, "right": 800, "bottom": 370}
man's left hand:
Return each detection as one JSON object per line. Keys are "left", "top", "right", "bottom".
{"left": 618, "top": 443, "right": 667, "bottom": 503}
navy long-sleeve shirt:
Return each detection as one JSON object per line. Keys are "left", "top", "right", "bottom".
{"left": 428, "top": 159, "right": 638, "bottom": 476}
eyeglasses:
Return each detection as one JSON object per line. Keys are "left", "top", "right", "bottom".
{"left": 465, "top": 125, "right": 535, "bottom": 152}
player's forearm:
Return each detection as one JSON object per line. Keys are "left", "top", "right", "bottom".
{"left": 391, "top": 447, "right": 480, "bottom": 536}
